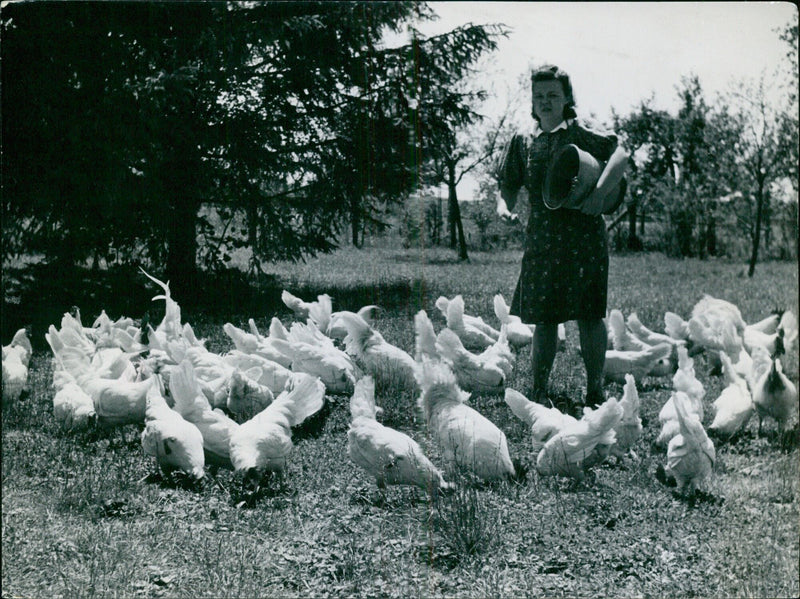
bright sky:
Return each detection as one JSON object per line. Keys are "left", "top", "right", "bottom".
{"left": 388, "top": 1, "right": 798, "bottom": 199}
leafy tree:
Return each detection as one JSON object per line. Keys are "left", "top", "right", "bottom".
{"left": 2, "top": 2, "right": 504, "bottom": 293}
{"left": 2, "top": 2, "right": 154, "bottom": 268}
{"left": 720, "top": 73, "right": 797, "bottom": 276}
{"left": 612, "top": 97, "right": 678, "bottom": 250}
{"left": 322, "top": 13, "right": 505, "bottom": 251}
{"left": 412, "top": 27, "right": 509, "bottom": 261}
{"left": 613, "top": 77, "right": 734, "bottom": 258}
{"left": 777, "top": 19, "right": 799, "bottom": 258}
{"left": 778, "top": 21, "right": 798, "bottom": 108}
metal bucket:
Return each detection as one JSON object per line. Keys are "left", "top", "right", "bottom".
{"left": 542, "top": 144, "right": 625, "bottom": 214}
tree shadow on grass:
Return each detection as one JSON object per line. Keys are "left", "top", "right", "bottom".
{"left": 0, "top": 263, "right": 444, "bottom": 350}
{"left": 3, "top": 262, "right": 435, "bottom": 348}
{"left": 280, "top": 278, "right": 430, "bottom": 316}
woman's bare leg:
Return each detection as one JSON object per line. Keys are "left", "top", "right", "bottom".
{"left": 577, "top": 318, "right": 607, "bottom": 404}
{"left": 532, "top": 323, "right": 558, "bottom": 403}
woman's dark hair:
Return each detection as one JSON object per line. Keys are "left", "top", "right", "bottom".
{"left": 530, "top": 65, "right": 577, "bottom": 123}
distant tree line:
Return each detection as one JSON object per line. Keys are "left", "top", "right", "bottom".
{"left": 3, "top": 4, "right": 796, "bottom": 282}
{"left": 459, "top": 20, "right": 798, "bottom": 274}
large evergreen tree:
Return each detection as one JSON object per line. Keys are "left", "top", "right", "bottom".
{"left": 2, "top": 2, "right": 503, "bottom": 292}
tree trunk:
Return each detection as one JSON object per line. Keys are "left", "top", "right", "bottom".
{"left": 707, "top": 216, "right": 717, "bottom": 256}
{"left": 434, "top": 197, "right": 442, "bottom": 245}
{"left": 762, "top": 189, "right": 772, "bottom": 257}
{"left": 164, "top": 158, "right": 200, "bottom": 294}
{"left": 247, "top": 203, "right": 262, "bottom": 276}
{"left": 351, "top": 194, "right": 362, "bottom": 248}
{"left": 447, "top": 167, "right": 469, "bottom": 261}
{"left": 166, "top": 197, "right": 199, "bottom": 293}
{"left": 447, "top": 190, "right": 456, "bottom": 249}
{"left": 627, "top": 202, "right": 642, "bottom": 250}
{"left": 639, "top": 206, "right": 645, "bottom": 236}
{"left": 748, "top": 178, "right": 766, "bottom": 277}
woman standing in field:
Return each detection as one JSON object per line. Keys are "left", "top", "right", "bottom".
{"left": 497, "top": 64, "right": 629, "bottom": 409}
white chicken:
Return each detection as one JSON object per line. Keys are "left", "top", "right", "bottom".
{"left": 665, "top": 391, "right": 716, "bottom": 496}
{"left": 435, "top": 328, "right": 507, "bottom": 393}
{"left": 223, "top": 322, "right": 294, "bottom": 369}
{"left": 414, "top": 310, "right": 441, "bottom": 362}
{"left": 664, "top": 311, "right": 691, "bottom": 342}
{"left": 46, "top": 325, "right": 136, "bottom": 389}
{"left": 52, "top": 382, "right": 96, "bottom": 430}
{"left": 744, "top": 312, "right": 781, "bottom": 335}
{"left": 744, "top": 312, "right": 780, "bottom": 336}
{"left": 607, "top": 310, "right": 651, "bottom": 352}
{"left": 604, "top": 342, "right": 673, "bottom": 384}
{"left": 612, "top": 374, "right": 643, "bottom": 457}
{"left": 48, "top": 330, "right": 155, "bottom": 427}
{"left": 416, "top": 360, "right": 515, "bottom": 482}
{"left": 273, "top": 321, "right": 357, "bottom": 394}
{"left": 478, "top": 325, "right": 514, "bottom": 379}
{"left": 504, "top": 388, "right": 578, "bottom": 456}
{"left": 657, "top": 394, "right": 705, "bottom": 449}
{"left": 347, "top": 376, "right": 452, "bottom": 496}
{"left": 536, "top": 397, "right": 623, "bottom": 480}
{"left": 56, "top": 311, "right": 96, "bottom": 357}
{"left": 687, "top": 295, "right": 745, "bottom": 360}
{"left": 229, "top": 372, "right": 325, "bottom": 482}
{"left": 93, "top": 374, "right": 161, "bottom": 428}
{"left": 328, "top": 305, "right": 381, "bottom": 341}
{"left": 3, "top": 328, "right": 32, "bottom": 367}
{"left": 657, "top": 347, "right": 706, "bottom": 447}
{"left": 691, "top": 295, "right": 747, "bottom": 335}
{"left": 626, "top": 312, "right": 686, "bottom": 349}
{"left": 170, "top": 346, "right": 280, "bottom": 413}
{"left": 170, "top": 345, "right": 231, "bottom": 409}
{"left": 731, "top": 346, "right": 756, "bottom": 383}
{"left": 226, "top": 369, "right": 275, "bottom": 422}
{"left": 777, "top": 310, "right": 798, "bottom": 355}
{"left": 493, "top": 294, "right": 533, "bottom": 347}
{"left": 246, "top": 317, "right": 290, "bottom": 344}
{"left": 2, "top": 328, "right": 32, "bottom": 405}
{"left": 141, "top": 378, "right": 205, "bottom": 480}
{"left": 751, "top": 356, "right": 798, "bottom": 434}
{"left": 140, "top": 268, "right": 187, "bottom": 346}
{"left": 672, "top": 345, "right": 706, "bottom": 406}
{"left": 743, "top": 345, "right": 772, "bottom": 390}
{"left": 222, "top": 350, "right": 293, "bottom": 395}
{"left": 301, "top": 294, "right": 382, "bottom": 340}
{"left": 90, "top": 310, "right": 145, "bottom": 353}
{"left": 281, "top": 290, "right": 334, "bottom": 326}
{"left": 436, "top": 295, "right": 500, "bottom": 340}
{"left": 170, "top": 359, "right": 240, "bottom": 469}
{"left": 336, "top": 311, "right": 418, "bottom": 391}
{"left": 708, "top": 351, "right": 754, "bottom": 438}
{"left": 743, "top": 309, "right": 797, "bottom": 357}
{"left": 440, "top": 295, "right": 499, "bottom": 350}
{"left": 281, "top": 289, "right": 315, "bottom": 321}
{"left": 267, "top": 317, "right": 289, "bottom": 340}
{"left": 686, "top": 327, "right": 735, "bottom": 374}
{"left": 305, "top": 293, "right": 333, "bottom": 334}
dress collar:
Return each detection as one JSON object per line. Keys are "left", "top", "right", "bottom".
{"left": 533, "top": 119, "right": 571, "bottom": 138}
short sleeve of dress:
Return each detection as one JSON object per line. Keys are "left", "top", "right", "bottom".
{"left": 497, "top": 134, "right": 526, "bottom": 204}
{"left": 573, "top": 123, "right": 618, "bottom": 162}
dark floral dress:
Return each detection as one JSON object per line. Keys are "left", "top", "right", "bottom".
{"left": 498, "top": 120, "right": 618, "bottom": 325}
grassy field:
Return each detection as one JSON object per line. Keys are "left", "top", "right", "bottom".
{"left": 2, "top": 246, "right": 799, "bottom": 598}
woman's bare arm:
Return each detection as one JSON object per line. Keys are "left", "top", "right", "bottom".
{"left": 580, "top": 146, "right": 629, "bottom": 215}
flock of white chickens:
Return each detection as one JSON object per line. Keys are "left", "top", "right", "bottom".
{"left": 1, "top": 267, "right": 797, "bottom": 502}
